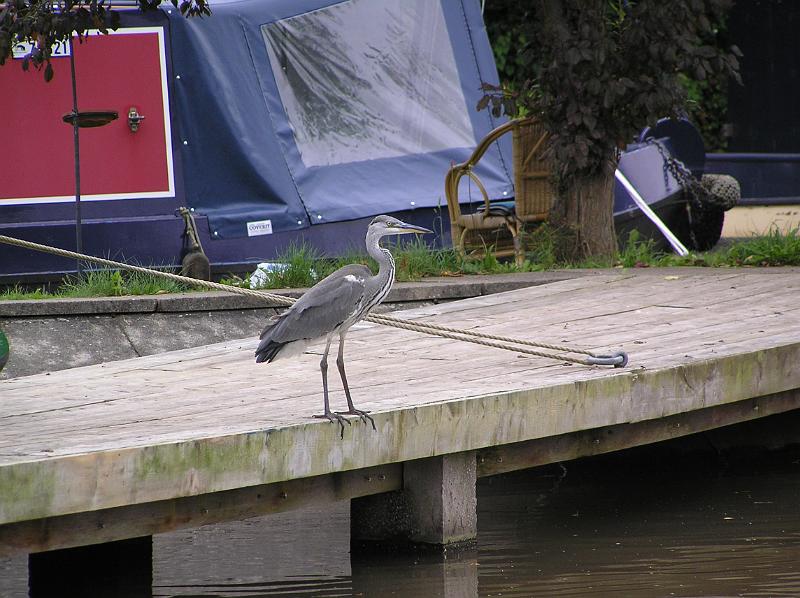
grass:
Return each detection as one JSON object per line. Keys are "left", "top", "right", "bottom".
{"left": 4, "top": 226, "right": 800, "bottom": 301}
{"left": 0, "top": 286, "right": 54, "bottom": 301}
{"left": 60, "top": 268, "right": 189, "bottom": 297}
{"left": 610, "top": 226, "right": 800, "bottom": 269}
{"left": 1, "top": 267, "right": 189, "bottom": 301}
{"left": 723, "top": 227, "right": 800, "bottom": 266}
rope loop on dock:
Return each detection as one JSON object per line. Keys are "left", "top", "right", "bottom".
{"left": 0, "top": 234, "right": 628, "bottom": 367}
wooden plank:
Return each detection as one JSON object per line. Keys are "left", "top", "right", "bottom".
{"left": 1, "top": 271, "right": 800, "bottom": 531}
{"left": 0, "top": 463, "right": 401, "bottom": 557}
{"left": 476, "top": 390, "right": 800, "bottom": 477}
{"left": 2, "top": 341, "right": 799, "bottom": 526}
{"left": 0, "top": 314, "right": 793, "bottom": 455}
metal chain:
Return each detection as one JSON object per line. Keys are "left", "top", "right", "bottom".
{"left": 648, "top": 137, "right": 706, "bottom": 248}
{"left": 0, "top": 234, "right": 627, "bottom": 367}
{"left": 649, "top": 138, "right": 697, "bottom": 198}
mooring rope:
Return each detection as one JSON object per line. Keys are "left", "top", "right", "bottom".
{"left": 0, "top": 234, "right": 627, "bottom": 367}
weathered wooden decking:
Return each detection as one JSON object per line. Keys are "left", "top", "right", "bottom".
{"left": 2, "top": 270, "right": 800, "bottom": 554}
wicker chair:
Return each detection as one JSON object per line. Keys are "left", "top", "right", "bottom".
{"left": 445, "top": 117, "right": 552, "bottom": 265}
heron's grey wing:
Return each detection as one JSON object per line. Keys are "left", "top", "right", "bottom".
{"left": 260, "top": 264, "right": 371, "bottom": 344}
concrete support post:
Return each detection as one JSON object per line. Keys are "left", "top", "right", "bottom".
{"left": 29, "top": 536, "right": 152, "bottom": 598}
{"left": 351, "top": 451, "right": 477, "bottom": 548}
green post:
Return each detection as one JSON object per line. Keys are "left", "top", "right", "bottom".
{"left": 0, "top": 330, "right": 9, "bottom": 372}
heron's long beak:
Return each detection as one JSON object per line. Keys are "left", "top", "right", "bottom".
{"left": 392, "top": 222, "right": 433, "bottom": 235}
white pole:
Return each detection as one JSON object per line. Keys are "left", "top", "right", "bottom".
{"left": 615, "top": 169, "right": 690, "bottom": 256}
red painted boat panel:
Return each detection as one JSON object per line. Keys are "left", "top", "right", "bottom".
{"left": 0, "top": 28, "right": 173, "bottom": 204}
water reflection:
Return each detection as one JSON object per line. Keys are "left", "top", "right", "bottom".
{"left": 477, "top": 449, "right": 800, "bottom": 597}
{"left": 151, "top": 445, "right": 800, "bottom": 598}
{"left": 3, "top": 443, "right": 799, "bottom": 597}
{"left": 153, "top": 507, "right": 351, "bottom": 596}
{"left": 0, "top": 554, "right": 27, "bottom": 597}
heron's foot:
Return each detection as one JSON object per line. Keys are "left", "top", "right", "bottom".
{"left": 314, "top": 411, "right": 351, "bottom": 439}
{"left": 336, "top": 408, "right": 376, "bottom": 431}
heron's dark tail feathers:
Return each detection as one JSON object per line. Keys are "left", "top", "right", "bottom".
{"left": 255, "top": 317, "right": 285, "bottom": 363}
{"left": 255, "top": 339, "right": 285, "bottom": 363}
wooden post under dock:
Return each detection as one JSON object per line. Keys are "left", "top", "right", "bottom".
{"left": 2, "top": 270, "right": 800, "bottom": 579}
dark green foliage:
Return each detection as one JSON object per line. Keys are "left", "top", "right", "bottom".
{"left": 480, "top": 0, "right": 741, "bottom": 186}
{"left": 678, "top": 70, "right": 731, "bottom": 151}
{"left": 0, "top": 329, "right": 8, "bottom": 372}
{"left": 0, "top": 0, "right": 210, "bottom": 81}
{"left": 484, "top": 1, "right": 535, "bottom": 84}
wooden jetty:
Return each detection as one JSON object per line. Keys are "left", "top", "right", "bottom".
{"left": 2, "top": 270, "right": 800, "bottom": 560}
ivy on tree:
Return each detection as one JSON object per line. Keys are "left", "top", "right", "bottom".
{"left": 0, "top": 0, "right": 211, "bottom": 81}
{"left": 480, "top": 0, "right": 741, "bottom": 258}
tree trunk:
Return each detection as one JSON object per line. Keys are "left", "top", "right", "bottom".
{"left": 550, "top": 160, "right": 618, "bottom": 260}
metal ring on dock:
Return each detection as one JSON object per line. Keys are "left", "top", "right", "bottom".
{"left": 586, "top": 351, "right": 629, "bottom": 368}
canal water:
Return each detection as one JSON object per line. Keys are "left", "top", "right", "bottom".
{"left": 2, "top": 430, "right": 799, "bottom": 597}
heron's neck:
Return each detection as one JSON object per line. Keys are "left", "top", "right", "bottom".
{"left": 367, "top": 234, "right": 395, "bottom": 281}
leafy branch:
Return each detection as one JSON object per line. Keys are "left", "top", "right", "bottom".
{"left": 0, "top": 0, "right": 211, "bottom": 81}
{"left": 478, "top": 0, "right": 742, "bottom": 184}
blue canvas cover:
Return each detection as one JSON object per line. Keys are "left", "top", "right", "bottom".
{"left": 165, "top": 0, "right": 512, "bottom": 238}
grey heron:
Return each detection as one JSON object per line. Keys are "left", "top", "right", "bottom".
{"left": 255, "top": 215, "right": 432, "bottom": 434}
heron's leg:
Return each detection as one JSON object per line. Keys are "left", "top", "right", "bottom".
{"left": 334, "top": 334, "right": 376, "bottom": 431}
{"left": 313, "top": 336, "right": 350, "bottom": 438}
